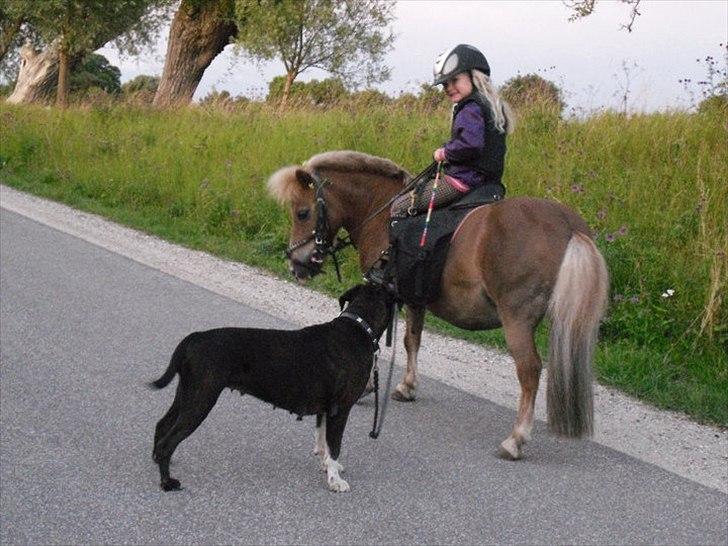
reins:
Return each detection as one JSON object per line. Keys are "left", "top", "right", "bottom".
{"left": 368, "top": 300, "right": 399, "bottom": 439}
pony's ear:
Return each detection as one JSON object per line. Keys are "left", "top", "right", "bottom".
{"left": 338, "top": 284, "right": 362, "bottom": 310}
{"left": 295, "top": 169, "right": 316, "bottom": 190}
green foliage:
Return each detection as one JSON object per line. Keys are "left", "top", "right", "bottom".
{"left": 350, "top": 88, "right": 392, "bottom": 108}
{"left": 697, "top": 94, "right": 727, "bottom": 114}
{"left": 4, "top": 0, "right": 172, "bottom": 56}
{"left": 70, "top": 53, "right": 121, "bottom": 95}
{"left": 121, "top": 74, "right": 160, "bottom": 95}
{"left": 266, "top": 76, "right": 349, "bottom": 106}
{"left": 198, "top": 89, "right": 250, "bottom": 110}
{"left": 234, "top": 0, "right": 395, "bottom": 103}
{"left": 0, "top": 102, "right": 725, "bottom": 425}
{"left": 500, "top": 73, "right": 565, "bottom": 114}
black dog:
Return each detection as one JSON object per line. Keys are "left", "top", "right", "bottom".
{"left": 150, "top": 284, "right": 394, "bottom": 492}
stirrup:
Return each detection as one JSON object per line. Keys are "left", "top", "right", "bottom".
{"left": 364, "top": 250, "right": 394, "bottom": 289}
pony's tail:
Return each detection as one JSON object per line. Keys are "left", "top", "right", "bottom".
{"left": 148, "top": 335, "right": 193, "bottom": 390}
{"left": 546, "top": 232, "right": 609, "bottom": 438}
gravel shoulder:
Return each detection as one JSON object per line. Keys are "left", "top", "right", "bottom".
{"left": 2, "top": 184, "right": 726, "bottom": 494}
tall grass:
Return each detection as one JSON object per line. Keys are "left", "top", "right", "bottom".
{"left": 1, "top": 101, "right": 725, "bottom": 425}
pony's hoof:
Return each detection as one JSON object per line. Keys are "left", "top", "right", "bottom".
{"left": 161, "top": 478, "right": 182, "bottom": 491}
{"left": 498, "top": 438, "right": 522, "bottom": 460}
{"left": 392, "top": 384, "right": 416, "bottom": 402}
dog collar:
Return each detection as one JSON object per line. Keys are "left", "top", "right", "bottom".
{"left": 339, "top": 311, "right": 380, "bottom": 350}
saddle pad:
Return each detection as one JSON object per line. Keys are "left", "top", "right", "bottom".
{"left": 388, "top": 193, "right": 499, "bottom": 306}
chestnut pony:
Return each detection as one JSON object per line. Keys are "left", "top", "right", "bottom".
{"left": 268, "top": 151, "right": 608, "bottom": 459}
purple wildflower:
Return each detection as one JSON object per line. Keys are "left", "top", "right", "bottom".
{"left": 605, "top": 233, "right": 616, "bottom": 243}
{"left": 618, "top": 224, "right": 629, "bottom": 236}
{"left": 571, "top": 184, "right": 584, "bottom": 193}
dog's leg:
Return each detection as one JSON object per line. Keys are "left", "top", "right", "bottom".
{"left": 153, "top": 386, "right": 222, "bottom": 491}
{"left": 314, "top": 413, "right": 327, "bottom": 465}
{"left": 324, "top": 410, "right": 351, "bottom": 492}
{"left": 153, "top": 388, "right": 183, "bottom": 456}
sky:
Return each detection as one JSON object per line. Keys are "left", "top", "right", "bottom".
{"left": 98, "top": 0, "right": 728, "bottom": 113}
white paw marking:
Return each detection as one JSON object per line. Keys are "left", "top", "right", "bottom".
{"left": 324, "top": 455, "right": 350, "bottom": 492}
{"left": 328, "top": 474, "right": 350, "bottom": 493}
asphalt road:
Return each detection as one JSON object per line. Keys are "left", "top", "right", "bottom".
{"left": 1, "top": 208, "right": 726, "bottom": 545}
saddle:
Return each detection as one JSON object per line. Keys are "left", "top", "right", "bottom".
{"left": 387, "top": 184, "right": 503, "bottom": 307}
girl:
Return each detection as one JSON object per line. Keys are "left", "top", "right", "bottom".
{"left": 391, "top": 43, "right": 515, "bottom": 217}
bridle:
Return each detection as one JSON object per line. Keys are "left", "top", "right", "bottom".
{"left": 284, "top": 170, "right": 353, "bottom": 281}
{"left": 284, "top": 163, "right": 437, "bottom": 282}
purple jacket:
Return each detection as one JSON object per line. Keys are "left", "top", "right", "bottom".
{"left": 442, "top": 94, "right": 507, "bottom": 190}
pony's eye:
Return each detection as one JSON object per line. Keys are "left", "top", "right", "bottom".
{"left": 296, "top": 209, "right": 311, "bottom": 221}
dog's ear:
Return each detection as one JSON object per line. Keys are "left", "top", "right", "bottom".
{"left": 295, "top": 169, "right": 316, "bottom": 190}
{"left": 338, "top": 284, "right": 362, "bottom": 310}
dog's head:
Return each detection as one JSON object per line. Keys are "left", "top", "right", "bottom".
{"left": 338, "top": 283, "right": 396, "bottom": 336}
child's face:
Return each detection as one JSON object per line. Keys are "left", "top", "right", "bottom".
{"left": 442, "top": 72, "right": 473, "bottom": 103}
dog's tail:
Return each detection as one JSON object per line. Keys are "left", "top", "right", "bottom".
{"left": 149, "top": 334, "right": 192, "bottom": 390}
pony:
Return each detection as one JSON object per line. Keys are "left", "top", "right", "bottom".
{"left": 267, "top": 150, "right": 609, "bottom": 459}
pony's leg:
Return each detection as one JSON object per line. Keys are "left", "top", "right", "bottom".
{"left": 393, "top": 305, "right": 425, "bottom": 401}
{"left": 499, "top": 319, "right": 542, "bottom": 460}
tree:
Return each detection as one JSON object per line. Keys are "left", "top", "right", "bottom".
{"left": 3, "top": 0, "right": 171, "bottom": 106}
{"left": 153, "top": 0, "right": 238, "bottom": 108}
{"left": 70, "top": 53, "right": 121, "bottom": 95}
{"left": 564, "top": 0, "right": 643, "bottom": 32}
{"left": 235, "top": 0, "right": 395, "bottom": 109}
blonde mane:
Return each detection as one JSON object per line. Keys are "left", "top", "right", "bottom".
{"left": 267, "top": 150, "right": 409, "bottom": 204}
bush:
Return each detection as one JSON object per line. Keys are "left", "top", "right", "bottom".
{"left": 698, "top": 93, "right": 728, "bottom": 114}
{"left": 266, "top": 76, "right": 349, "bottom": 106}
{"left": 121, "top": 74, "right": 160, "bottom": 95}
{"left": 500, "top": 73, "right": 565, "bottom": 114}
{"left": 350, "top": 88, "right": 392, "bottom": 108}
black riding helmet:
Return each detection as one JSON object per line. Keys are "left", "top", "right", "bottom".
{"left": 432, "top": 44, "right": 490, "bottom": 85}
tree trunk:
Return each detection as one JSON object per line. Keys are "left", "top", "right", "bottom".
{"left": 279, "top": 71, "right": 296, "bottom": 110}
{"left": 56, "top": 47, "right": 69, "bottom": 108}
{"left": 5, "top": 42, "right": 59, "bottom": 104}
{"left": 153, "top": 0, "right": 237, "bottom": 108}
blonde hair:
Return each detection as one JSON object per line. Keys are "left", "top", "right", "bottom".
{"left": 470, "top": 69, "right": 515, "bottom": 134}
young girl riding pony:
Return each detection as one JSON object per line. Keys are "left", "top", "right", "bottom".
{"left": 366, "top": 44, "right": 514, "bottom": 286}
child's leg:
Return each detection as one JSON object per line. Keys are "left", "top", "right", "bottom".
{"left": 390, "top": 178, "right": 467, "bottom": 217}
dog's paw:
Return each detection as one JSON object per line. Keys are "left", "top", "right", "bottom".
{"left": 161, "top": 478, "right": 182, "bottom": 491}
{"left": 327, "top": 476, "right": 350, "bottom": 493}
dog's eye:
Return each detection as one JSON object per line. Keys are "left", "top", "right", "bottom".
{"left": 296, "top": 209, "right": 310, "bottom": 221}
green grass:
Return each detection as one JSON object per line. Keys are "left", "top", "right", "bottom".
{"left": 1, "top": 102, "right": 726, "bottom": 426}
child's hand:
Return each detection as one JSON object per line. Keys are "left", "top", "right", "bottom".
{"left": 433, "top": 148, "right": 446, "bottom": 162}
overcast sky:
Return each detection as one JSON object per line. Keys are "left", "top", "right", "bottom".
{"left": 99, "top": 0, "right": 727, "bottom": 113}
